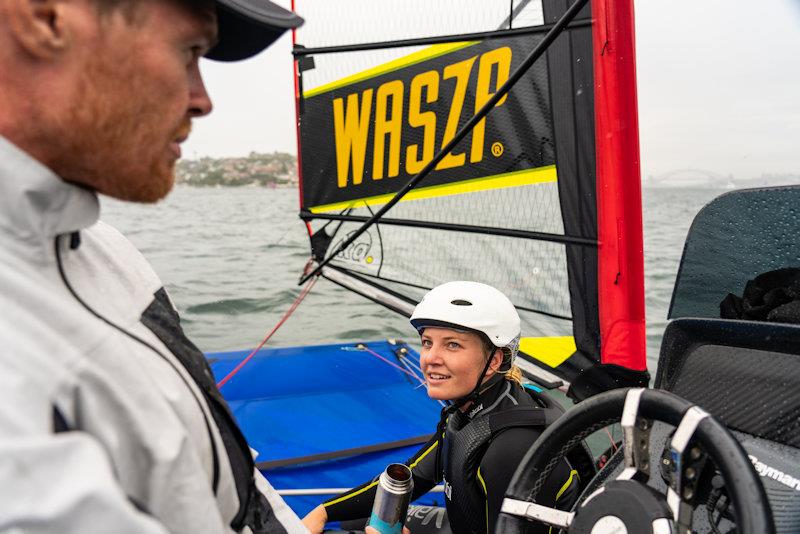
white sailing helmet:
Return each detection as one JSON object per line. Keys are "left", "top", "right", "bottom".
{"left": 410, "top": 281, "right": 522, "bottom": 363}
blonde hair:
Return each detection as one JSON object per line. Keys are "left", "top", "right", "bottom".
{"left": 484, "top": 342, "right": 523, "bottom": 385}
{"left": 501, "top": 364, "right": 523, "bottom": 385}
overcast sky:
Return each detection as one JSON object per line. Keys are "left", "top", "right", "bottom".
{"left": 183, "top": 0, "right": 800, "bottom": 182}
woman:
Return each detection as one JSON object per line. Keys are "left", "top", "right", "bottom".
{"left": 303, "top": 281, "right": 579, "bottom": 534}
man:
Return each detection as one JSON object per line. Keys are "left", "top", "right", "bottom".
{"left": 0, "top": 0, "right": 306, "bottom": 532}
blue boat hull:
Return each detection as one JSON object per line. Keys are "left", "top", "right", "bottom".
{"left": 208, "top": 340, "right": 443, "bottom": 517}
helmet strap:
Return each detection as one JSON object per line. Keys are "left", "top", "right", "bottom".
{"left": 452, "top": 346, "right": 499, "bottom": 411}
{"left": 433, "top": 349, "right": 498, "bottom": 475}
{"left": 433, "top": 347, "right": 500, "bottom": 477}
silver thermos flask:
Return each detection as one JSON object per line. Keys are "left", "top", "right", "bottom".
{"left": 367, "top": 463, "right": 414, "bottom": 534}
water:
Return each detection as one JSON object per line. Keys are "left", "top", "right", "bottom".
{"left": 100, "top": 186, "right": 725, "bottom": 373}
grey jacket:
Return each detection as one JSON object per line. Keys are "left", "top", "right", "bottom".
{"left": 0, "top": 136, "right": 306, "bottom": 533}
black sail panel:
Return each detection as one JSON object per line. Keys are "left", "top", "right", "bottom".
{"left": 293, "top": 0, "right": 647, "bottom": 391}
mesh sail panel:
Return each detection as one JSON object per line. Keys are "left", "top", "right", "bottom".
{"left": 294, "top": 0, "right": 600, "bottom": 373}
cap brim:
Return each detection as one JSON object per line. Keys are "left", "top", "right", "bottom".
{"left": 206, "top": 0, "right": 303, "bottom": 62}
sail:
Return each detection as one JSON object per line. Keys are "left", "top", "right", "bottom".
{"left": 292, "top": 0, "right": 649, "bottom": 398}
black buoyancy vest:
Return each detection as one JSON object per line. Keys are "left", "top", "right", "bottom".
{"left": 441, "top": 386, "right": 561, "bottom": 534}
{"left": 141, "top": 289, "right": 286, "bottom": 534}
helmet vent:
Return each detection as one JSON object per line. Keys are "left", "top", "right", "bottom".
{"left": 450, "top": 299, "right": 472, "bottom": 306}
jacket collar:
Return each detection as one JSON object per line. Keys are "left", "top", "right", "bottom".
{"left": 464, "top": 376, "right": 509, "bottom": 420}
{"left": 0, "top": 136, "right": 99, "bottom": 254}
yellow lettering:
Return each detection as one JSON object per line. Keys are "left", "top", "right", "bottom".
{"left": 373, "top": 80, "right": 404, "bottom": 180}
{"left": 471, "top": 47, "right": 511, "bottom": 163}
{"left": 333, "top": 89, "right": 373, "bottom": 187}
{"left": 405, "top": 71, "right": 439, "bottom": 175}
{"left": 436, "top": 56, "right": 477, "bottom": 170}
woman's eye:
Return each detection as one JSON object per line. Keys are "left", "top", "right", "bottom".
{"left": 448, "top": 342, "right": 461, "bottom": 349}
{"left": 421, "top": 339, "right": 432, "bottom": 348}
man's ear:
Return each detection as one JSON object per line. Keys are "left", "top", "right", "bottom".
{"left": 5, "top": 0, "right": 70, "bottom": 59}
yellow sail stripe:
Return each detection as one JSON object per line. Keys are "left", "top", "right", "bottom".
{"left": 308, "top": 165, "right": 557, "bottom": 213}
{"left": 519, "top": 336, "right": 577, "bottom": 369}
{"left": 304, "top": 42, "right": 480, "bottom": 98}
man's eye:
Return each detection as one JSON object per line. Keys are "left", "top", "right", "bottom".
{"left": 187, "top": 45, "right": 204, "bottom": 63}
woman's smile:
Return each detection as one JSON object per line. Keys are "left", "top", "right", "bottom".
{"left": 419, "top": 327, "right": 493, "bottom": 401}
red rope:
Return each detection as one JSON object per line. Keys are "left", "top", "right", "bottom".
{"left": 604, "top": 426, "right": 619, "bottom": 452}
{"left": 216, "top": 276, "right": 318, "bottom": 389}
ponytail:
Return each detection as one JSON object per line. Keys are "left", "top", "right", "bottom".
{"left": 503, "top": 364, "right": 523, "bottom": 385}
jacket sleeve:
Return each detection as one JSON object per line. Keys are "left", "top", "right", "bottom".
{"left": 322, "top": 433, "right": 442, "bottom": 523}
{"left": 0, "top": 368, "right": 172, "bottom": 534}
{"left": 479, "top": 427, "right": 579, "bottom": 534}
{"left": 0, "top": 433, "right": 171, "bottom": 533}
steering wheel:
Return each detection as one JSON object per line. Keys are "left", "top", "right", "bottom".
{"left": 496, "top": 388, "right": 774, "bottom": 534}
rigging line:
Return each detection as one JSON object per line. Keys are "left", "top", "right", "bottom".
{"left": 604, "top": 426, "right": 618, "bottom": 452}
{"left": 399, "top": 358, "right": 427, "bottom": 390}
{"left": 299, "top": 0, "right": 591, "bottom": 285}
{"left": 500, "top": 0, "right": 534, "bottom": 31}
{"left": 325, "top": 264, "right": 418, "bottom": 306}
{"left": 399, "top": 357, "right": 442, "bottom": 407}
{"left": 292, "top": 18, "right": 590, "bottom": 56}
{"left": 362, "top": 202, "right": 386, "bottom": 278}
{"left": 216, "top": 276, "right": 318, "bottom": 389}
{"left": 396, "top": 350, "right": 426, "bottom": 383}
{"left": 301, "top": 212, "right": 599, "bottom": 247}
{"left": 399, "top": 353, "right": 423, "bottom": 375}
{"left": 328, "top": 265, "right": 573, "bottom": 321}
{"left": 357, "top": 344, "right": 427, "bottom": 387}
{"left": 398, "top": 357, "right": 423, "bottom": 382}
{"left": 337, "top": 269, "right": 433, "bottom": 293}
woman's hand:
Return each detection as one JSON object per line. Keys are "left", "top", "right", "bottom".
{"left": 302, "top": 504, "right": 328, "bottom": 533}
{"left": 365, "top": 527, "right": 411, "bottom": 534}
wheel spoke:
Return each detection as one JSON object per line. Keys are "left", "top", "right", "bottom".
{"left": 500, "top": 498, "right": 574, "bottom": 528}
{"left": 617, "top": 388, "right": 652, "bottom": 481}
{"left": 667, "top": 406, "right": 709, "bottom": 534}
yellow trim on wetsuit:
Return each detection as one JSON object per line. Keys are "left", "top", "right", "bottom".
{"left": 547, "top": 469, "right": 579, "bottom": 534}
{"left": 323, "top": 480, "right": 379, "bottom": 507}
{"left": 555, "top": 469, "right": 579, "bottom": 502}
{"left": 476, "top": 467, "right": 489, "bottom": 534}
{"left": 324, "top": 440, "right": 439, "bottom": 508}
{"left": 410, "top": 441, "right": 439, "bottom": 469}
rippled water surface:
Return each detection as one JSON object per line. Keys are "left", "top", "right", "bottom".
{"left": 101, "top": 186, "right": 725, "bottom": 372}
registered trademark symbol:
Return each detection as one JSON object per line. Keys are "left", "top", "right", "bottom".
{"left": 491, "top": 142, "right": 504, "bottom": 157}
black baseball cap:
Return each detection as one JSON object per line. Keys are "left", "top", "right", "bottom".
{"left": 205, "top": 0, "right": 303, "bottom": 62}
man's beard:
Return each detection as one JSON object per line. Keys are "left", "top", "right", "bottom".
{"left": 49, "top": 59, "right": 186, "bottom": 203}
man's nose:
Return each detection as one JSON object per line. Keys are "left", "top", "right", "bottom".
{"left": 188, "top": 65, "right": 213, "bottom": 117}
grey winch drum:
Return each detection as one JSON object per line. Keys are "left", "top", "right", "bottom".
{"left": 368, "top": 463, "right": 414, "bottom": 534}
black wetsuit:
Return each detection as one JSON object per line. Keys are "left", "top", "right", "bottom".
{"left": 323, "top": 378, "right": 579, "bottom": 533}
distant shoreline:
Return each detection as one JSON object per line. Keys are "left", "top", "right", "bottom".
{"left": 176, "top": 153, "right": 798, "bottom": 190}
{"left": 175, "top": 151, "right": 298, "bottom": 188}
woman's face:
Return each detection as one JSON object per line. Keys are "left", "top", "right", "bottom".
{"left": 419, "top": 327, "right": 494, "bottom": 401}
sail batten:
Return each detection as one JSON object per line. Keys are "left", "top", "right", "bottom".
{"left": 300, "top": 214, "right": 598, "bottom": 248}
